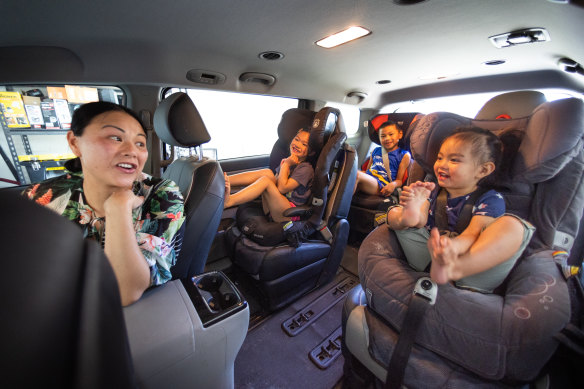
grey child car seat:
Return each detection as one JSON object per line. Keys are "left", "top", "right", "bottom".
{"left": 342, "top": 95, "right": 584, "bottom": 387}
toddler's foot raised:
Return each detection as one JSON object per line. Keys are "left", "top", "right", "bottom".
{"left": 400, "top": 182, "right": 434, "bottom": 227}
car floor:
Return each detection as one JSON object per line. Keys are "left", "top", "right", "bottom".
{"left": 211, "top": 240, "right": 361, "bottom": 389}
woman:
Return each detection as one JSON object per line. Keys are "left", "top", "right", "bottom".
{"left": 24, "top": 101, "right": 185, "bottom": 305}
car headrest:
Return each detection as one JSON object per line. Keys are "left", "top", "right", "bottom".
{"left": 153, "top": 92, "right": 211, "bottom": 147}
{"left": 368, "top": 112, "right": 420, "bottom": 144}
{"left": 308, "top": 107, "right": 344, "bottom": 161}
{"left": 474, "top": 90, "right": 546, "bottom": 120}
{"left": 409, "top": 98, "right": 584, "bottom": 183}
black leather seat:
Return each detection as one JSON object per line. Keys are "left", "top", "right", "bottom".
{"left": 342, "top": 94, "right": 584, "bottom": 386}
{"left": 226, "top": 107, "right": 358, "bottom": 310}
{"left": 0, "top": 191, "right": 135, "bottom": 389}
{"left": 153, "top": 92, "right": 225, "bottom": 278}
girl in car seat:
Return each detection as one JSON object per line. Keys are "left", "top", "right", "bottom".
{"left": 23, "top": 101, "right": 185, "bottom": 306}
{"left": 354, "top": 120, "right": 410, "bottom": 197}
{"left": 223, "top": 127, "right": 313, "bottom": 222}
{"left": 386, "top": 127, "right": 535, "bottom": 293}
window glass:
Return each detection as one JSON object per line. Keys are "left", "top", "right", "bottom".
{"left": 165, "top": 88, "right": 298, "bottom": 160}
{"left": 325, "top": 101, "right": 360, "bottom": 136}
{"left": 0, "top": 85, "right": 124, "bottom": 188}
{"left": 380, "top": 89, "right": 583, "bottom": 118}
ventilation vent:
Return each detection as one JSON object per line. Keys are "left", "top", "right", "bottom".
{"left": 259, "top": 51, "right": 284, "bottom": 61}
{"left": 186, "top": 69, "right": 226, "bottom": 85}
{"left": 239, "top": 72, "right": 276, "bottom": 86}
{"left": 483, "top": 60, "right": 506, "bottom": 66}
{"left": 489, "top": 28, "right": 550, "bottom": 48}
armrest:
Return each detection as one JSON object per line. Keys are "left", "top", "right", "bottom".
{"left": 283, "top": 204, "right": 311, "bottom": 218}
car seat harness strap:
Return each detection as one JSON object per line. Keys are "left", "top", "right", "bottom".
{"left": 384, "top": 277, "right": 437, "bottom": 389}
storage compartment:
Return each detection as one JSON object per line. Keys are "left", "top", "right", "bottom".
{"left": 181, "top": 271, "right": 247, "bottom": 327}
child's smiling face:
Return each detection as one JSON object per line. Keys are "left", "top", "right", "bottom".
{"left": 379, "top": 124, "right": 402, "bottom": 152}
{"left": 290, "top": 130, "right": 310, "bottom": 160}
{"left": 434, "top": 137, "right": 493, "bottom": 198}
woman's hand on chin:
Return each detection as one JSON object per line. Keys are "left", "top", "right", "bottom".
{"left": 104, "top": 189, "right": 145, "bottom": 215}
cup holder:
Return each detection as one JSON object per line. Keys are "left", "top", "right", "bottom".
{"left": 182, "top": 271, "right": 247, "bottom": 327}
{"left": 197, "top": 274, "right": 223, "bottom": 292}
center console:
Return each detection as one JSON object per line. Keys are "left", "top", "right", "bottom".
{"left": 123, "top": 271, "right": 249, "bottom": 389}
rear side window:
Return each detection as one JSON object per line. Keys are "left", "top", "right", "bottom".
{"left": 0, "top": 85, "right": 124, "bottom": 187}
{"left": 165, "top": 88, "right": 298, "bottom": 160}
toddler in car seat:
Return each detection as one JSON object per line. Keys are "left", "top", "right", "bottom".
{"left": 354, "top": 120, "right": 410, "bottom": 198}
{"left": 386, "top": 127, "right": 535, "bottom": 293}
{"left": 223, "top": 128, "right": 314, "bottom": 222}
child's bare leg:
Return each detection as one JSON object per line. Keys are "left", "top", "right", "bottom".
{"left": 354, "top": 171, "right": 381, "bottom": 195}
{"left": 261, "top": 184, "right": 295, "bottom": 222}
{"left": 224, "top": 176, "right": 273, "bottom": 208}
{"left": 227, "top": 168, "right": 275, "bottom": 187}
{"left": 224, "top": 173, "right": 231, "bottom": 205}
{"left": 428, "top": 227, "right": 457, "bottom": 284}
{"left": 428, "top": 216, "right": 525, "bottom": 284}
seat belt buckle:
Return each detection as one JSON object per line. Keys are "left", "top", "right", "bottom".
{"left": 413, "top": 277, "right": 437, "bottom": 305}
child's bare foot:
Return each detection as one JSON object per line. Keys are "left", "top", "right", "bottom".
{"left": 428, "top": 227, "right": 458, "bottom": 284}
{"left": 400, "top": 182, "right": 434, "bottom": 227}
{"left": 224, "top": 173, "right": 232, "bottom": 208}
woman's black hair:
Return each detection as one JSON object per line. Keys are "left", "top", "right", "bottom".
{"left": 445, "top": 127, "right": 502, "bottom": 187}
{"left": 70, "top": 101, "right": 145, "bottom": 137}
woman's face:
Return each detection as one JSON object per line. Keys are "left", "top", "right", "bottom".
{"left": 67, "top": 110, "right": 148, "bottom": 191}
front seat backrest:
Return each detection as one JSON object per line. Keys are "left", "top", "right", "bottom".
{"left": 153, "top": 92, "right": 225, "bottom": 278}
{"left": 1, "top": 191, "right": 135, "bottom": 389}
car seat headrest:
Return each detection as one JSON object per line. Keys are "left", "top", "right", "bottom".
{"left": 153, "top": 92, "right": 211, "bottom": 147}
{"left": 277, "top": 108, "right": 316, "bottom": 145}
{"left": 474, "top": 90, "right": 546, "bottom": 120}
{"left": 368, "top": 112, "right": 420, "bottom": 144}
{"left": 308, "top": 107, "right": 344, "bottom": 161}
{"left": 269, "top": 108, "right": 316, "bottom": 171}
{"left": 409, "top": 98, "right": 584, "bottom": 183}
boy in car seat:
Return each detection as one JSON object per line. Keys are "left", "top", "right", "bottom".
{"left": 223, "top": 128, "right": 313, "bottom": 222}
{"left": 354, "top": 120, "right": 410, "bottom": 198}
{"left": 387, "top": 127, "right": 534, "bottom": 293}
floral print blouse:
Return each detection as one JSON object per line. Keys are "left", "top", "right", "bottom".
{"left": 23, "top": 160, "right": 185, "bottom": 286}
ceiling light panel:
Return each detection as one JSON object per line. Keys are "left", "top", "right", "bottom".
{"left": 316, "top": 26, "right": 371, "bottom": 48}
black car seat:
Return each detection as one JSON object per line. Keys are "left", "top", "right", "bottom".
{"left": 225, "top": 107, "right": 358, "bottom": 310}
{"left": 348, "top": 112, "right": 420, "bottom": 236}
{"left": 0, "top": 191, "right": 135, "bottom": 389}
{"left": 153, "top": 92, "right": 225, "bottom": 278}
{"left": 342, "top": 95, "right": 584, "bottom": 386}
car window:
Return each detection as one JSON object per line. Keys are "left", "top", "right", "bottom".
{"left": 164, "top": 88, "right": 298, "bottom": 160}
{"left": 324, "top": 102, "right": 360, "bottom": 136}
{"left": 381, "top": 88, "right": 583, "bottom": 117}
{"left": 0, "top": 85, "right": 124, "bottom": 188}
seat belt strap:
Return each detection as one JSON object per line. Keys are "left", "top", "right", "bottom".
{"left": 382, "top": 147, "right": 392, "bottom": 183}
{"left": 384, "top": 277, "right": 437, "bottom": 389}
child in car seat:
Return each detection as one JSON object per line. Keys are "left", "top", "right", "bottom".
{"left": 354, "top": 120, "right": 410, "bottom": 197}
{"left": 223, "top": 128, "right": 314, "bottom": 222}
{"left": 386, "top": 127, "right": 535, "bottom": 293}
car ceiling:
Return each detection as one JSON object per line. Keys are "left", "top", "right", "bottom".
{"left": 1, "top": 0, "right": 584, "bottom": 109}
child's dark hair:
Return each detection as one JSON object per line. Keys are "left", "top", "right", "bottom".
{"left": 446, "top": 127, "right": 502, "bottom": 187}
{"left": 70, "top": 101, "right": 145, "bottom": 137}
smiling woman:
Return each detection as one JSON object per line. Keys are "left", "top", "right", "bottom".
{"left": 22, "top": 102, "right": 186, "bottom": 306}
